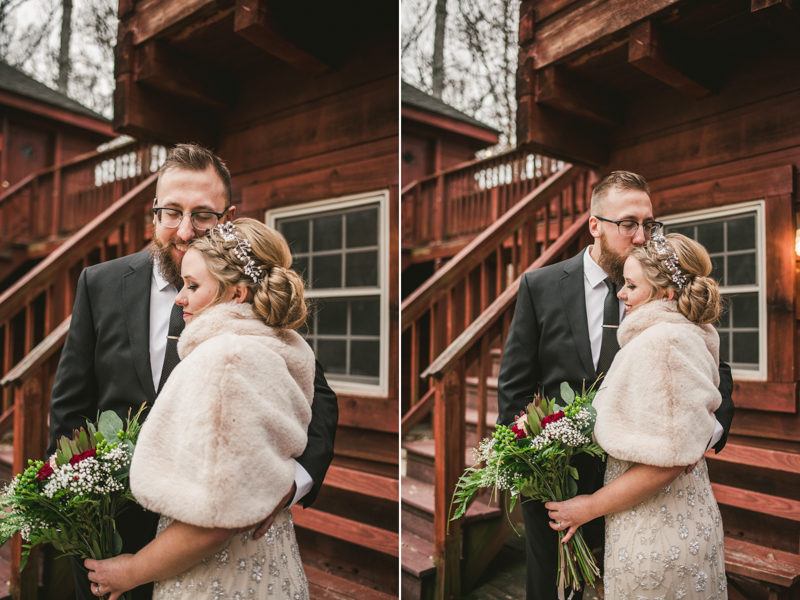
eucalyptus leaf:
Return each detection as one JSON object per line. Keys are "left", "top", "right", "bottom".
{"left": 566, "top": 475, "right": 578, "bottom": 498}
{"left": 560, "top": 382, "right": 575, "bottom": 405}
{"left": 113, "top": 531, "right": 123, "bottom": 556}
{"left": 568, "top": 466, "right": 579, "bottom": 481}
{"left": 98, "top": 411, "right": 124, "bottom": 444}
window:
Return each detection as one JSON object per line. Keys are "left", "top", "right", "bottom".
{"left": 663, "top": 201, "right": 766, "bottom": 380}
{"left": 267, "top": 191, "right": 389, "bottom": 395}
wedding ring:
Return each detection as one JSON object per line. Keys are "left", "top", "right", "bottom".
{"left": 556, "top": 521, "right": 562, "bottom": 528}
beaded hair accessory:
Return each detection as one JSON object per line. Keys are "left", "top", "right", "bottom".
{"left": 214, "top": 222, "right": 264, "bottom": 283}
{"left": 652, "top": 234, "right": 688, "bottom": 289}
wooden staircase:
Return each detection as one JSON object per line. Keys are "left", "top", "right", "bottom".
{"left": 0, "top": 143, "right": 399, "bottom": 600}
{"left": 401, "top": 156, "right": 598, "bottom": 599}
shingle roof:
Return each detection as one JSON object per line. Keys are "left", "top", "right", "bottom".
{"left": 402, "top": 81, "right": 500, "bottom": 135}
{"left": 0, "top": 60, "right": 110, "bottom": 123}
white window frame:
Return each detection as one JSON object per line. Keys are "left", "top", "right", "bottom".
{"left": 660, "top": 200, "right": 767, "bottom": 381}
{"left": 266, "top": 190, "right": 390, "bottom": 396}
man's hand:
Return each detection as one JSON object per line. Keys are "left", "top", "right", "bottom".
{"left": 684, "top": 462, "right": 697, "bottom": 475}
{"left": 239, "top": 483, "right": 297, "bottom": 540}
{"left": 86, "top": 554, "right": 138, "bottom": 600}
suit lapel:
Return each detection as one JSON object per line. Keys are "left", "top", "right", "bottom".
{"left": 560, "top": 251, "right": 596, "bottom": 379}
{"left": 123, "top": 250, "right": 157, "bottom": 402}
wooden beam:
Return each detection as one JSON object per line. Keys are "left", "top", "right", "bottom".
{"left": 132, "top": 0, "right": 219, "bottom": 44}
{"left": 233, "top": 0, "right": 329, "bottom": 76}
{"left": 752, "top": 0, "right": 800, "bottom": 46}
{"left": 135, "top": 40, "right": 235, "bottom": 109}
{"left": 628, "top": 20, "right": 715, "bottom": 100}
{"left": 535, "top": 65, "right": 624, "bottom": 127}
{"left": 401, "top": 106, "right": 500, "bottom": 145}
{"left": 0, "top": 89, "right": 113, "bottom": 137}
{"left": 113, "top": 73, "right": 218, "bottom": 145}
{"left": 517, "top": 95, "right": 608, "bottom": 166}
{"left": 290, "top": 506, "right": 399, "bottom": 557}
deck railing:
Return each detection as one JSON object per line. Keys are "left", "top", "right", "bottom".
{"left": 401, "top": 165, "right": 596, "bottom": 420}
{"left": 0, "top": 172, "right": 158, "bottom": 599}
{"left": 401, "top": 148, "right": 564, "bottom": 250}
{"left": 0, "top": 139, "right": 165, "bottom": 256}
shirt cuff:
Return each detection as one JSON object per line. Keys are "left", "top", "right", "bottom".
{"left": 706, "top": 420, "right": 724, "bottom": 452}
{"left": 290, "top": 461, "right": 314, "bottom": 507}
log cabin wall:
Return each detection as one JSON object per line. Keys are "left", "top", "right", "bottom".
{"left": 113, "top": 1, "right": 398, "bottom": 595}
{"left": 516, "top": 0, "right": 800, "bottom": 564}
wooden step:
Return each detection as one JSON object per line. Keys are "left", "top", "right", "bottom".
{"left": 725, "top": 538, "right": 800, "bottom": 589}
{"left": 400, "top": 530, "right": 435, "bottom": 579}
{"left": 465, "top": 408, "right": 499, "bottom": 448}
{"left": 404, "top": 439, "right": 476, "bottom": 485}
{"left": 401, "top": 476, "right": 500, "bottom": 523}
{"left": 490, "top": 348, "right": 502, "bottom": 378}
{"left": 465, "top": 375, "right": 498, "bottom": 413}
{"left": 323, "top": 464, "right": 399, "bottom": 502}
{"left": 705, "top": 442, "right": 800, "bottom": 475}
{"left": 291, "top": 506, "right": 399, "bottom": 557}
{"left": 306, "top": 564, "right": 397, "bottom": 600}
{"left": 711, "top": 483, "right": 800, "bottom": 523}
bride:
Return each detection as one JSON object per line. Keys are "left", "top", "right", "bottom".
{"left": 85, "top": 218, "right": 313, "bottom": 600}
{"left": 546, "top": 233, "right": 728, "bottom": 600}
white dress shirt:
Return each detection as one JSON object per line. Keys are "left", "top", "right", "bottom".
{"left": 582, "top": 247, "right": 722, "bottom": 452}
{"left": 149, "top": 259, "right": 313, "bottom": 506}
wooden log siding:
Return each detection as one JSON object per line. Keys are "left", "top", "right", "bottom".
{"left": 400, "top": 148, "right": 561, "bottom": 251}
{"left": 401, "top": 164, "right": 594, "bottom": 418}
{"left": 0, "top": 139, "right": 159, "bottom": 257}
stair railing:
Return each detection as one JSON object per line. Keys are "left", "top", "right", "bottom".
{"left": 0, "top": 139, "right": 164, "bottom": 256}
{"left": 401, "top": 148, "right": 564, "bottom": 251}
{"left": 401, "top": 165, "right": 596, "bottom": 424}
{"left": 0, "top": 172, "right": 158, "bottom": 600}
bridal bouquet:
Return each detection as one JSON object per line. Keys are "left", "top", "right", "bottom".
{"left": 0, "top": 405, "right": 146, "bottom": 581}
{"left": 451, "top": 383, "right": 605, "bottom": 593}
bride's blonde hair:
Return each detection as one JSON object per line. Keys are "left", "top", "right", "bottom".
{"left": 630, "top": 233, "right": 720, "bottom": 325}
{"left": 189, "top": 218, "right": 307, "bottom": 329}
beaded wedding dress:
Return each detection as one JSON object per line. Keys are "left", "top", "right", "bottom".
{"left": 603, "top": 456, "right": 727, "bottom": 600}
{"left": 151, "top": 510, "right": 309, "bottom": 600}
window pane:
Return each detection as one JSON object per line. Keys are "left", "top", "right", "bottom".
{"left": 668, "top": 225, "right": 694, "bottom": 238}
{"left": 313, "top": 214, "right": 343, "bottom": 251}
{"left": 718, "top": 331, "right": 730, "bottom": 363}
{"left": 696, "top": 221, "right": 724, "bottom": 254}
{"left": 351, "top": 297, "right": 380, "bottom": 336}
{"left": 709, "top": 256, "right": 724, "bottom": 285}
{"left": 312, "top": 255, "right": 342, "bottom": 288}
{"left": 317, "top": 340, "right": 347, "bottom": 374}
{"left": 317, "top": 299, "right": 347, "bottom": 335}
{"left": 731, "top": 293, "right": 759, "bottom": 328}
{"left": 728, "top": 253, "right": 756, "bottom": 286}
{"left": 292, "top": 256, "right": 309, "bottom": 281}
{"left": 717, "top": 303, "right": 729, "bottom": 328}
{"left": 346, "top": 251, "right": 378, "bottom": 287}
{"left": 732, "top": 332, "right": 759, "bottom": 365}
{"left": 280, "top": 219, "right": 309, "bottom": 253}
{"left": 346, "top": 208, "right": 378, "bottom": 248}
{"left": 727, "top": 216, "right": 755, "bottom": 251}
{"left": 351, "top": 340, "right": 380, "bottom": 377}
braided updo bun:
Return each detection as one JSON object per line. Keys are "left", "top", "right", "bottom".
{"left": 189, "top": 218, "right": 307, "bottom": 329}
{"left": 630, "top": 233, "right": 720, "bottom": 326}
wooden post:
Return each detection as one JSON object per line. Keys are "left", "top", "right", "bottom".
{"left": 433, "top": 174, "right": 445, "bottom": 244}
{"left": 409, "top": 321, "right": 419, "bottom": 408}
{"left": 10, "top": 372, "right": 46, "bottom": 600}
{"left": 0, "top": 115, "right": 9, "bottom": 189}
{"left": 433, "top": 360, "right": 465, "bottom": 600}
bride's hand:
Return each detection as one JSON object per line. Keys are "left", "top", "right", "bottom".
{"left": 545, "top": 495, "right": 595, "bottom": 544}
{"left": 85, "top": 554, "right": 138, "bottom": 600}
{"left": 237, "top": 483, "right": 297, "bottom": 539}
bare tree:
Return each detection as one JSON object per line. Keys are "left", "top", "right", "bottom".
{"left": 431, "top": 0, "right": 446, "bottom": 98}
{"left": 57, "top": 0, "right": 72, "bottom": 92}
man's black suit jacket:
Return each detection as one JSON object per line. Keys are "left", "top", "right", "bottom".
{"left": 49, "top": 249, "right": 338, "bottom": 600}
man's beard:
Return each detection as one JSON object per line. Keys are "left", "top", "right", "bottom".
{"left": 597, "top": 231, "right": 627, "bottom": 286}
{"left": 151, "top": 233, "right": 184, "bottom": 288}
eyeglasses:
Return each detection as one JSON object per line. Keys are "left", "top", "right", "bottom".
{"left": 593, "top": 216, "right": 663, "bottom": 238}
{"left": 152, "top": 199, "right": 228, "bottom": 232}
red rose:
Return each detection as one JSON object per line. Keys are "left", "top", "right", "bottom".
{"left": 510, "top": 422, "right": 527, "bottom": 440}
{"left": 541, "top": 410, "right": 565, "bottom": 428}
{"left": 35, "top": 462, "right": 54, "bottom": 482}
{"left": 69, "top": 448, "right": 97, "bottom": 466}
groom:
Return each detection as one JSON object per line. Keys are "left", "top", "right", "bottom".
{"left": 496, "top": 171, "right": 734, "bottom": 600}
{"left": 48, "top": 144, "right": 338, "bottom": 600}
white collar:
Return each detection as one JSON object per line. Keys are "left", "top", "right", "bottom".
{"left": 152, "top": 256, "right": 176, "bottom": 292}
{"left": 583, "top": 245, "right": 610, "bottom": 289}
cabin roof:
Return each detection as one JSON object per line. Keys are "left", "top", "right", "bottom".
{"left": 402, "top": 82, "right": 500, "bottom": 137}
{"left": 0, "top": 60, "right": 110, "bottom": 124}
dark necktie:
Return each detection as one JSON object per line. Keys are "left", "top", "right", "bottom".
{"left": 596, "top": 278, "right": 620, "bottom": 379}
{"left": 158, "top": 302, "right": 185, "bottom": 394}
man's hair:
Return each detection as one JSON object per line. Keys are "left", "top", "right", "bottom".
{"left": 591, "top": 171, "right": 650, "bottom": 215}
{"left": 157, "top": 143, "right": 232, "bottom": 207}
